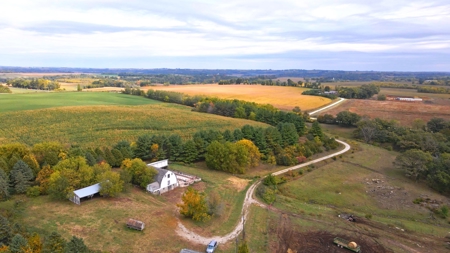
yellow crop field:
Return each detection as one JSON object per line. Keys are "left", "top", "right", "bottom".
{"left": 0, "top": 103, "right": 268, "bottom": 147}
{"left": 142, "top": 84, "right": 331, "bottom": 111}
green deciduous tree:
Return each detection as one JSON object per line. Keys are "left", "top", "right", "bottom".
{"left": 395, "top": 149, "right": 433, "bottom": 181}
{"left": 98, "top": 171, "right": 123, "bottom": 197}
{"left": 177, "top": 187, "right": 210, "bottom": 222}
{"left": 120, "top": 158, "right": 157, "bottom": 188}
{"left": 309, "top": 121, "right": 323, "bottom": 138}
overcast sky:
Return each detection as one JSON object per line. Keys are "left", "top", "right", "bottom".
{"left": 0, "top": 0, "right": 449, "bottom": 71}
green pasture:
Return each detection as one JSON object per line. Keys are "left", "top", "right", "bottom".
{"left": 0, "top": 92, "right": 159, "bottom": 112}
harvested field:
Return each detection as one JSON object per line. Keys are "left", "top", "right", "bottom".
{"left": 140, "top": 84, "right": 331, "bottom": 111}
{"left": 317, "top": 99, "right": 450, "bottom": 126}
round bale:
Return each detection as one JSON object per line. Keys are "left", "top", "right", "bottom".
{"left": 348, "top": 242, "right": 358, "bottom": 249}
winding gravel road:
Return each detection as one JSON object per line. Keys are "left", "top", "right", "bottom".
{"left": 308, "top": 97, "right": 346, "bottom": 116}
{"left": 175, "top": 139, "right": 351, "bottom": 245}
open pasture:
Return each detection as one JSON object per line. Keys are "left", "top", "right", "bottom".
{"left": 317, "top": 99, "right": 450, "bottom": 126}
{"left": 270, "top": 143, "right": 450, "bottom": 252}
{"left": 0, "top": 102, "right": 268, "bottom": 147}
{"left": 140, "top": 84, "right": 332, "bottom": 111}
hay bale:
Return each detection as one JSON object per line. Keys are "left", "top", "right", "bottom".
{"left": 348, "top": 242, "right": 358, "bottom": 249}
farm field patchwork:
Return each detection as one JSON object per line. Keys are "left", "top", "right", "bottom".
{"left": 317, "top": 99, "right": 450, "bottom": 126}
{"left": 139, "top": 84, "right": 332, "bottom": 111}
{"left": 0, "top": 103, "right": 269, "bottom": 147}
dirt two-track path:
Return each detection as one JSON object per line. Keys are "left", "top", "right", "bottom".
{"left": 175, "top": 140, "right": 351, "bottom": 245}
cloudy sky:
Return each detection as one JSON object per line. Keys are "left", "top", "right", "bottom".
{"left": 0, "top": 0, "right": 449, "bottom": 71}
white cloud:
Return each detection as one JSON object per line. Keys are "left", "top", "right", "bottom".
{"left": 0, "top": 0, "right": 449, "bottom": 70}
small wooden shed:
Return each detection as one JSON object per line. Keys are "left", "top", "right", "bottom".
{"left": 126, "top": 219, "right": 145, "bottom": 231}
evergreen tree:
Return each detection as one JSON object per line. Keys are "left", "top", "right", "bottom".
{"left": 222, "top": 129, "right": 235, "bottom": 142}
{"left": 9, "top": 234, "right": 29, "bottom": 253}
{"left": 134, "top": 135, "right": 152, "bottom": 159}
{"left": 0, "top": 176, "right": 9, "bottom": 201}
{"left": 111, "top": 149, "right": 123, "bottom": 167}
{"left": 10, "top": 160, "right": 34, "bottom": 193}
{"left": 43, "top": 232, "right": 65, "bottom": 253}
{"left": 0, "top": 215, "right": 11, "bottom": 245}
{"left": 65, "top": 236, "right": 88, "bottom": 253}
{"left": 310, "top": 121, "right": 324, "bottom": 138}
{"left": 114, "top": 140, "right": 133, "bottom": 158}
{"left": 277, "top": 123, "right": 299, "bottom": 147}
{"left": 241, "top": 125, "right": 255, "bottom": 140}
{"left": 167, "top": 134, "right": 183, "bottom": 161}
{"left": 85, "top": 152, "right": 96, "bottom": 166}
{"left": 233, "top": 129, "right": 244, "bottom": 141}
{"left": 180, "top": 140, "right": 199, "bottom": 164}
{"left": 103, "top": 148, "right": 116, "bottom": 167}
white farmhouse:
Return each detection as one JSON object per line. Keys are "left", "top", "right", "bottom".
{"left": 146, "top": 159, "right": 179, "bottom": 195}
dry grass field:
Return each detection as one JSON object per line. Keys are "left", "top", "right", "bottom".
{"left": 317, "top": 99, "right": 450, "bottom": 126}
{"left": 139, "top": 84, "right": 332, "bottom": 111}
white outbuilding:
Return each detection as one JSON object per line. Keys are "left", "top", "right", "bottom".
{"left": 146, "top": 159, "right": 179, "bottom": 195}
{"left": 69, "top": 183, "right": 101, "bottom": 205}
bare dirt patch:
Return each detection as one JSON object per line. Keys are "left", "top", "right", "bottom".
{"left": 319, "top": 99, "right": 450, "bottom": 126}
{"left": 226, "top": 177, "right": 250, "bottom": 192}
{"left": 272, "top": 214, "right": 392, "bottom": 253}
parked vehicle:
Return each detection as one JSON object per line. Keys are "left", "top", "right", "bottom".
{"left": 206, "top": 240, "right": 218, "bottom": 253}
{"left": 333, "top": 237, "right": 361, "bottom": 252}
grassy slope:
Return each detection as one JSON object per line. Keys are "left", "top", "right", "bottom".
{"left": 268, "top": 142, "right": 450, "bottom": 252}
{"left": 0, "top": 92, "right": 158, "bottom": 112}
{"left": 0, "top": 92, "right": 268, "bottom": 147}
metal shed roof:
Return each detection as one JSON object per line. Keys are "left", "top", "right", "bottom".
{"left": 73, "top": 183, "right": 101, "bottom": 198}
{"left": 148, "top": 159, "right": 168, "bottom": 169}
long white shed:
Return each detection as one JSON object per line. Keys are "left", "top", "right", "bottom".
{"left": 70, "top": 183, "right": 101, "bottom": 205}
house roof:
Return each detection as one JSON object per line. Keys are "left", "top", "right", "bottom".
{"left": 73, "top": 183, "right": 101, "bottom": 198}
{"left": 154, "top": 168, "right": 169, "bottom": 185}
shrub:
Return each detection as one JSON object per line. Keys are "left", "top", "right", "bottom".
{"left": 377, "top": 94, "right": 386, "bottom": 101}
{"left": 365, "top": 214, "right": 373, "bottom": 219}
{"left": 26, "top": 186, "right": 41, "bottom": 197}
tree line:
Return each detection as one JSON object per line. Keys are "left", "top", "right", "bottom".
{"left": 128, "top": 88, "right": 310, "bottom": 134}
{"left": 6, "top": 79, "right": 60, "bottom": 90}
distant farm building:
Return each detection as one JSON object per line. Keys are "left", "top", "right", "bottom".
{"left": 70, "top": 183, "right": 101, "bottom": 205}
{"left": 386, "top": 95, "right": 423, "bottom": 102}
{"left": 146, "top": 159, "right": 201, "bottom": 195}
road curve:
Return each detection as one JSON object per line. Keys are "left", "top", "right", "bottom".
{"left": 175, "top": 139, "right": 351, "bottom": 245}
{"left": 308, "top": 97, "right": 345, "bottom": 116}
